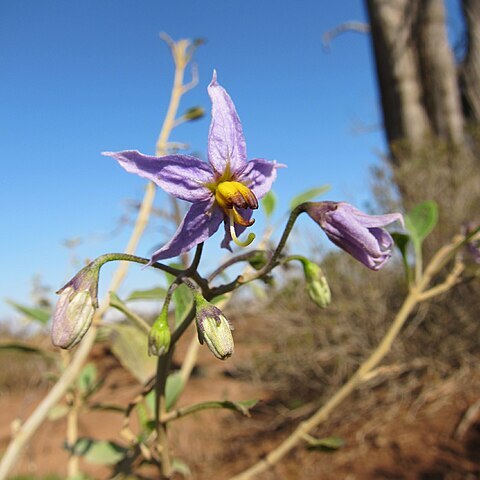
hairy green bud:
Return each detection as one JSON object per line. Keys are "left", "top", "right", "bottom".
{"left": 302, "top": 260, "right": 331, "bottom": 308}
{"left": 148, "top": 308, "right": 171, "bottom": 356}
{"left": 195, "top": 295, "right": 234, "bottom": 360}
{"left": 248, "top": 250, "right": 269, "bottom": 271}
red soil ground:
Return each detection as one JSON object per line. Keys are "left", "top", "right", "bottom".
{"left": 1, "top": 337, "right": 479, "bottom": 480}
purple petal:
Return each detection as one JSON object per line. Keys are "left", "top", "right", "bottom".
{"left": 325, "top": 232, "right": 388, "bottom": 270}
{"left": 370, "top": 227, "right": 394, "bottom": 251}
{"left": 220, "top": 208, "right": 254, "bottom": 251}
{"left": 337, "top": 203, "right": 404, "bottom": 228}
{"left": 239, "top": 159, "right": 285, "bottom": 200}
{"left": 325, "top": 210, "right": 385, "bottom": 258}
{"left": 103, "top": 150, "right": 213, "bottom": 203}
{"left": 150, "top": 200, "right": 224, "bottom": 263}
{"left": 207, "top": 71, "right": 247, "bottom": 175}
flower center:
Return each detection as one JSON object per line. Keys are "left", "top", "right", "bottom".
{"left": 214, "top": 181, "right": 258, "bottom": 247}
{"left": 215, "top": 181, "right": 258, "bottom": 213}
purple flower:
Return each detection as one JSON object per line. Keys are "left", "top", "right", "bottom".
{"left": 462, "top": 222, "right": 480, "bottom": 264}
{"left": 305, "top": 201, "right": 404, "bottom": 271}
{"left": 104, "top": 71, "right": 282, "bottom": 264}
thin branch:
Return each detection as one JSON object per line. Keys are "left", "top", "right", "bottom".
{"left": 182, "top": 63, "right": 199, "bottom": 94}
{"left": 417, "top": 261, "right": 465, "bottom": 301}
{"left": 322, "top": 21, "right": 370, "bottom": 51}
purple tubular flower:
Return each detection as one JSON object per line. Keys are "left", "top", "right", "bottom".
{"left": 305, "top": 201, "right": 404, "bottom": 271}
{"left": 104, "top": 71, "right": 283, "bottom": 264}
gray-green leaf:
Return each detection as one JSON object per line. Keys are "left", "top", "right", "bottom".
{"left": 261, "top": 190, "right": 277, "bottom": 218}
{"left": 76, "top": 363, "right": 98, "bottom": 396}
{"left": 166, "top": 372, "right": 185, "bottom": 411}
{"left": 110, "top": 324, "right": 156, "bottom": 383}
{"left": 73, "top": 438, "right": 127, "bottom": 465}
{"left": 7, "top": 300, "right": 50, "bottom": 325}
{"left": 290, "top": 185, "right": 331, "bottom": 210}
{"left": 305, "top": 435, "right": 345, "bottom": 451}
{"left": 127, "top": 286, "right": 167, "bottom": 301}
{"left": 405, "top": 201, "right": 439, "bottom": 245}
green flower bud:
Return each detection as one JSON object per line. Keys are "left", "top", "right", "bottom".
{"left": 183, "top": 106, "right": 205, "bottom": 121}
{"left": 248, "top": 250, "right": 269, "bottom": 271}
{"left": 51, "top": 262, "right": 100, "bottom": 349}
{"left": 148, "top": 308, "right": 171, "bottom": 356}
{"left": 302, "top": 260, "right": 331, "bottom": 308}
{"left": 195, "top": 295, "right": 234, "bottom": 360}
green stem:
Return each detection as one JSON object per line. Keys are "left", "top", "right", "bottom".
{"left": 92, "top": 252, "right": 183, "bottom": 277}
{"left": 239, "top": 203, "right": 307, "bottom": 284}
{"left": 155, "top": 352, "right": 173, "bottom": 477}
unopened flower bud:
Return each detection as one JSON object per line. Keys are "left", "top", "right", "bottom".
{"left": 183, "top": 106, "right": 205, "bottom": 121}
{"left": 305, "top": 201, "right": 403, "bottom": 271}
{"left": 148, "top": 308, "right": 171, "bottom": 356}
{"left": 248, "top": 251, "right": 269, "bottom": 271}
{"left": 195, "top": 295, "right": 234, "bottom": 360}
{"left": 302, "top": 260, "right": 331, "bottom": 308}
{"left": 51, "top": 261, "right": 100, "bottom": 349}
{"left": 51, "top": 287, "right": 95, "bottom": 349}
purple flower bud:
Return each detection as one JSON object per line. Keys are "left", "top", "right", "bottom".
{"left": 305, "top": 202, "right": 404, "bottom": 271}
{"left": 51, "top": 263, "right": 100, "bottom": 349}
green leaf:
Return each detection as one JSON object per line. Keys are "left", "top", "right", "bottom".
{"left": 261, "top": 190, "right": 277, "bottom": 219}
{"left": 126, "top": 286, "right": 167, "bottom": 301}
{"left": 222, "top": 399, "right": 258, "bottom": 416}
{"left": 172, "top": 458, "right": 192, "bottom": 477}
{"left": 166, "top": 265, "right": 194, "bottom": 328}
{"left": 289, "top": 185, "right": 331, "bottom": 210}
{"left": 89, "top": 403, "right": 125, "bottom": 414}
{"left": 72, "top": 438, "right": 127, "bottom": 465}
{"left": 144, "top": 372, "right": 185, "bottom": 415}
{"left": 167, "top": 399, "right": 259, "bottom": 421}
{"left": 48, "top": 404, "right": 69, "bottom": 421}
{"left": 136, "top": 402, "right": 150, "bottom": 431}
{"left": 405, "top": 201, "right": 439, "bottom": 245}
{"left": 109, "top": 324, "right": 156, "bottom": 383}
{"left": 109, "top": 292, "right": 150, "bottom": 334}
{"left": 165, "top": 372, "right": 185, "bottom": 411}
{"left": 76, "top": 363, "right": 98, "bottom": 395}
{"left": 0, "top": 341, "right": 56, "bottom": 361}
{"left": 392, "top": 232, "right": 412, "bottom": 281}
{"left": 305, "top": 435, "right": 345, "bottom": 451}
{"left": 392, "top": 232, "right": 410, "bottom": 256}
{"left": 7, "top": 300, "right": 50, "bottom": 325}
{"left": 173, "top": 285, "right": 193, "bottom": 328}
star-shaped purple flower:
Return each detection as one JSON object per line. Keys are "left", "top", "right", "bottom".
{"left": 305, "top": 201, "right": 404, "bottom": 270}
{"left": 104, "top": 71, "right": 282, "bottom": 264}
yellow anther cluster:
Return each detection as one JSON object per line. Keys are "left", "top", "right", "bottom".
{"left": 215, "top": 181, "right": 258, "bottom": 211}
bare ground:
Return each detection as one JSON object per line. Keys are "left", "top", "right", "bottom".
{"left": 1, "top": 335, "right": 479, "bottom": 480}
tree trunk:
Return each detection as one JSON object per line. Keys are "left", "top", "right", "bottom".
{"left": 460, "top": 0, "right": 480, "bottom": 121}
{"left": 366, "top": 0, "right": 465, "bottom": 154}
{"left": 366, "top": 0, "right": 480, "bottom": 248}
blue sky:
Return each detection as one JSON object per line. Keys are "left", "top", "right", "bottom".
{"left": 1, "top": 1, "right": 464, "bottom": 320}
